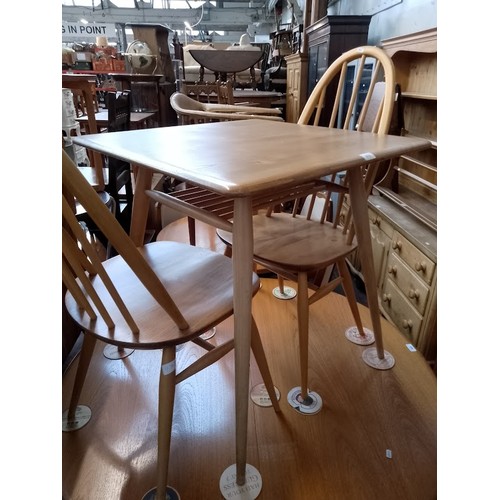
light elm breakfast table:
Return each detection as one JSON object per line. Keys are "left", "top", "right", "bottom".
{"left": 73, "top": 119, "right": 429, "bottom": 497}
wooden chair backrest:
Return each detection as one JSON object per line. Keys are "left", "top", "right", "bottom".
{"left": 62, "top": 149, "right": 189, "bottom": 335}
{"left": 107, "top": 91, "right": 131, "bottom": 132}
{"left": 62, "top": 74, "right": 105, "bottom": 190}
{"left": 299, "top": 45, "right": 395, "bottom": 134}
{"left": 290, "top": 46, "right": 397, "bottom": 239}
{"left": 180, "top": 79, "right": 234, "bottom": 104}
{"left": 72, "top": 87, "right": 99, "bottom": 117}
{"left": 104, "top": 90, "right": 132, "bottom": 213}
{"left": 216, "top": 80, "right": 235, "bottom": 104}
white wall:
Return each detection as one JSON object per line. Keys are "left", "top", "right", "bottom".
{"left": 281, "top": 0, "right": 437, "bottom": 45}
{"left": 352, "top": 0, "right": 437, "bottom": 45}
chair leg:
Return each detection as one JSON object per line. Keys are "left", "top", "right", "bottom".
{"left": 337, "top": 259, "right": 367, "bottom": 337}
{"left": 155, "top": 346, "right": 177, "bottom": 497}
{"left": 278, "top": 275, "right": 285, "bottom": 294}
{"left": 67, "top": 333, "right": 97, "bottom": 420}
{"left": 338, "top": 259, "right": 375, "bottom": 346}
{"left": 250, "top": 316, "right": 280, "bottom": 412}
{"left": 285, "top": 273, "right": 324, "bottom": 415}
{"left": 297, "top": 272, "right": 310, "bottom": 401}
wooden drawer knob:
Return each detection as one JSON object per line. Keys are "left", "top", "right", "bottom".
{"left": 388, "top": 265, "right": 397, "bottom": 276}
{"left": 382, "top": 293, "right": 392, "bottom": 304}
{"left": 408, "top": 289, "right": 420, "bottom": 300}
{"left": 402, "top": 319, "right": 413, "bottom": 330}
{"left": 415, "top": 261, "right": 427, "bottom": 273}
{"left": 393, "top": 240, "right": 402, "bottom": 251}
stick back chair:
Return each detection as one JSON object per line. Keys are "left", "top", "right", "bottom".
{"left": 61, "top": 149, "right": 280, "bottom": 498}
{"left": 217, "top": 45, "right": 396, "bottom": 414}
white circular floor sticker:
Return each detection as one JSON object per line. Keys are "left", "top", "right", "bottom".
{"left": 272, "top": 286, "right": 297, "bottom": 300}
{"left": 287, "top": 386, "right": 323, "bottom": 415}
{"left": 62, "top": 405, "right": 92, "bottom": 432}
{"left": 250, "top": 383, "right": 281, "bottom": 407}
{"left": 220, "top": 463, "right": 262, "bottom": 499}
{"left": 345, "top": 326, "right": 375, "bottom": 345}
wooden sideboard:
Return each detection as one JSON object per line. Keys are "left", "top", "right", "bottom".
{"left": 348, "top": 28, "right": 437, "bottom": 366}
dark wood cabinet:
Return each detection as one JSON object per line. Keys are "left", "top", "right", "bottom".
{"left": 306, "top": 15, "right": 371, "bottom": 125}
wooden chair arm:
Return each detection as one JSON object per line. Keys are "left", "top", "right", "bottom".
{"left": 182, "top": 108, "right": 283, "bottom": 122}
{"left": 203, "top": 102, "right": 282, "bottom": 115}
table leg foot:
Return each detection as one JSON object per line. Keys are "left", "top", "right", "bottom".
{"left": 220, "top": 463, "right": 262, "bottom": 499}
{"left": 287, "top": 386, "right": 323, "bottom": 415}
{"left": 362, "top": 347, "right": 395, "bottom": 370}
{"left": 345, "top": 326, "right": 375, "bottom": 346}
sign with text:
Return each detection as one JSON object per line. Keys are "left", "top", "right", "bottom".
{"left": 62, "top": 22, "right": 116, "bottom": 39}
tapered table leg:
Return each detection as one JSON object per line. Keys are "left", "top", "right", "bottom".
{"left": 220, "top": 197, "right": 263, "bottom": 499}
{"left": 348, "top": 166, "right": 395, "bottom": 370}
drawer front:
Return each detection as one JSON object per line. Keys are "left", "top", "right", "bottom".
{"left": 370, "top": 220, "right": 392, "bottom": 288}
{"left": 385, "top": 252, "right": 430, "bottom": 315}
{"left": 368, "top": 208, "right": 394, "bottom": 238}
{"left": 381, "top": 279, "right": 423, "bottom": 345}
{"left": 391, "top": 231, "right": 435, "bottom": 285}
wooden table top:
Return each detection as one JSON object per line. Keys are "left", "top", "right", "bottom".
{"left": 72, "top": 120, "right": 429, "bottom": 196}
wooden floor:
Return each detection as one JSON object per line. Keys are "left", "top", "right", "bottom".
{"left": 62, "top": 220, "right": 437, "bottom": 500}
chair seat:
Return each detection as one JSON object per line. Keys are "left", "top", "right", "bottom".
{"left": 65, "top": 241, "right": 260, "bottom": 349}
{"left": 218, "top": 212, "right": 357, "bottom": 273}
